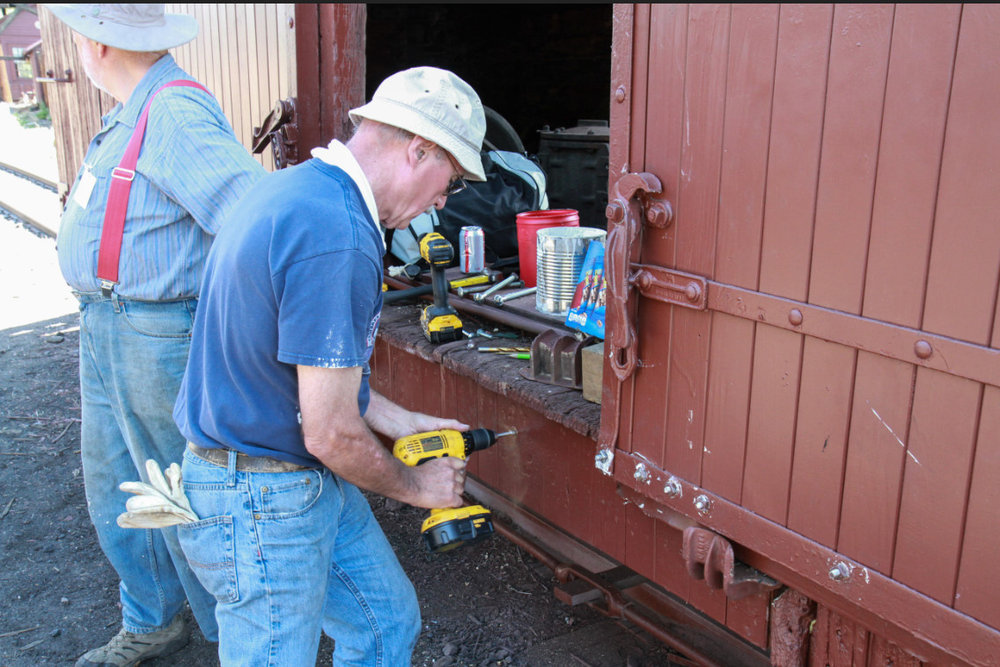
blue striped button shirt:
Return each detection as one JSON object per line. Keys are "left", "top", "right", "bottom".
{"left": 58, "top": 54, "right": 266, "bottom": 301}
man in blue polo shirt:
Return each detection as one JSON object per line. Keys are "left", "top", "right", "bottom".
{"left": 172, "top": 66, "right": 486, "bottom": 665}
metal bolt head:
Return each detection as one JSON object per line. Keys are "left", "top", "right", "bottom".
{"left": 633, "top": 462, "right": 650, "bottom": 483}
{"left": 829, "top": 561, "right": 851, "bottom": 582}
{"left": 594, "top": 448, "right": 614, "bottom": 475}
{"left": 663, "top": 477, "right": 682, "bottom": 499}
{"left": 693, "top": 494, "right": 712, "bottom": 515}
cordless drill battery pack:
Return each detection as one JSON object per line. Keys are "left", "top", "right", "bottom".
{"left": 421, "top": 505, "right": 495, "bottom": 553}
{"left": 420, "top": 308, "right": 463, "bottom": 343}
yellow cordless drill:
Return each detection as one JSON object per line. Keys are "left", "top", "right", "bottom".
{"left": 419, "top": 232, "right": 463, "bottom": 343}
{"left": 393, "top": 428, "right": 516, "bottom": 553}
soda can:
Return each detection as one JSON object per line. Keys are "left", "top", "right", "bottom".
{"left": 460, "top": 226, "right": 485, "bottom": 273}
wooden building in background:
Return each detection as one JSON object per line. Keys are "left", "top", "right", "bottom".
{"left": 0, "top": 4, "right": 41, "bottom": 104}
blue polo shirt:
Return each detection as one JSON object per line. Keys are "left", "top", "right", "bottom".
{"left": 174, "top": 159, "right": 384, "bottom": 467}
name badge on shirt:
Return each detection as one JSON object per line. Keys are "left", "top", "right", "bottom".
{"left": 72, "top": 166, "right": 97, "bottom": 210}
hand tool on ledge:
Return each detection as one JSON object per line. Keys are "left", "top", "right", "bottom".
{"left": 393, "top": 428, "right": 517, "bottom": 553}
{"left": 383, "top": 270, "right": 496, "bottom": 305}
{"left": 418, "top": 232, "right": 465, "bottom": 342}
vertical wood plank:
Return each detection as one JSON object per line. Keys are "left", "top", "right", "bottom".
{"left": 955, "top": 386, "right": 1000, "bottom": 627}
{"left": 703, "top": 3, "right": 777, "bottom": 504}
{"left": 276, "top": 4, "right": 293, "bottom": 99}
{"left": 788, "top": 5, "right": 892, "bottom": 547}
{"left": 621, "top": 3, "right": 685, "bottom": 465}
{"left": 786, "top": 339, "right": 854, "bottom": 546}
{"left": 757, "top": 3, "right": 831, "bottom": 303}
{"left": 742, "top": 326, "right": 802, "bottom": 522}
{"left": 921, "top": 5, "right": 1000, "bottom": 346}
{"left": 225, "top": 4, "right": 246, "bottom": 144}
{"left": 894, "top": 4, "right": 1000, "bottom": 605}
{"left": 838, "top": 2, "right": 958, "bottom": 576}
{"left": 742, "top": 4, "right": 831, "bottom": 524}
{"left": 609, "top": 3, "right": 653, "bottom": 458}
{"left": 255, "top": 6, "right": 275, "bottom": 171}
{"left": 808, "top": 3, "right": 892, "bottom": 314}
{"left": 860, "top": 4, "right": 957, "bottom": 328}
{"left": 837, "top": 354, "right": 913, "bottom": 572}
{"left": 662, "top": 3, "right": 728, "bottom": 488}
{"left": 893, "top": 370, "right": 979, "bottom": 604}
{"left": 702, "top": 315, "right": 754, "bottom": 502}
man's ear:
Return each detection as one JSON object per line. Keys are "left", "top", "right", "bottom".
{"left": 406, "top": 136, "right": 436, "bottom": 166}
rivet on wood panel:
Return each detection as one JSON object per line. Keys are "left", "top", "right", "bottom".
{"left": 914, "top": 340, "right": 933, "bottom": 359}
{"left": 287, "top": 17, "right": 294, "bottom": 29}
{"left": 615, "top": 85, "right": 627, "bottom": 103}
{"left": 663, "top": 477, "right": 682, "bottom": 499}
{"left": 788, "top": 309, "right": 803, "bottom": 326}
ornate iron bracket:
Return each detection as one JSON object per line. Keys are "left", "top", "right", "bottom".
{"left": 252, "top": 98, "right": 299, "bottom": 169}
{"left": 604, "top": 172, "right": 673, "bottom": 383}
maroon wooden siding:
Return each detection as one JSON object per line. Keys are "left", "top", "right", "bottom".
{"left": 603, "top": 4, "right": 999, "bottom": 664}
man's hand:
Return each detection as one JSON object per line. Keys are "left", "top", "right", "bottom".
{"left": 365, "top": 390, "right": 469, "bottom": 441}
{"left": 298, "top": 364, "right": 470, "bottom": 508}
{"left": 405, "top": 456, "right": 467, "bottom": 509}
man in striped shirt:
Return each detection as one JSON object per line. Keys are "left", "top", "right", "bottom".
{"left": 46, "top": 5, "right": 265, "bottom": 666}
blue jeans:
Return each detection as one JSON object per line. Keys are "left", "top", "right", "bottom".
{"left": 178, "top": 448, "right": 421, "bottom": 667}
{"left": 76, "top": 293, "right": 217, "bottom": 640}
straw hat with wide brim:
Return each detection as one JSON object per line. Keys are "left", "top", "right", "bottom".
{"left": 46, "top": 4, "right": 198, "bottom": 52}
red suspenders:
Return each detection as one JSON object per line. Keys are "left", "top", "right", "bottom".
{"left": 97, "top": 80, "right": 210, "bottom": 296}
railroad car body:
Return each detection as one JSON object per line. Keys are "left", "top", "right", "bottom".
{"left": 39, "top": 5, "right": 1000, "bottom": 665}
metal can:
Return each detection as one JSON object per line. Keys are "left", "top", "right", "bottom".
{"left": 460, "top": 226, "right": 485, "bottom": 273}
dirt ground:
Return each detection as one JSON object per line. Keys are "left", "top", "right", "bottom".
{"left": 0, "top": 220, "right": 680, "bottom": 664}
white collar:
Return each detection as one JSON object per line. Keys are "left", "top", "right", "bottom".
{"left": 311, "top": 140, "right": 385, "bottom": 251}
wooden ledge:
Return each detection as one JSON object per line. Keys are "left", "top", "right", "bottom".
{"left": 377, "top": 303, "right": 601, "bottom": 440}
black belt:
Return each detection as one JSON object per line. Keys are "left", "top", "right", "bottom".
{"left": 186, "top": 442, "right": 315, "bottom": 473}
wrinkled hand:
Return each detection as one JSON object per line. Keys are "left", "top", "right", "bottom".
{"left": 405, "top": 457, "right": 467, "bottom": 510}
{"left": 116, "top": 459, "right": 199, "bottom": 529}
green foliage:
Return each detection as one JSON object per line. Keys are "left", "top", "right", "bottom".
{"left": 11, "top": 101, "right": 51, "bottom": 128}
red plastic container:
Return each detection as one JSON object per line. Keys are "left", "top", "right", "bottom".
{"left": 515, "top": 209, "right": 580, "bottom": 287}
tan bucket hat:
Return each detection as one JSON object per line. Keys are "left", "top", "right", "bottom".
{"left": 350, "top": 66, "right": 487, "bottom": 182}
{"left": 46, "top": 4, "right": 198, "bottom": 52}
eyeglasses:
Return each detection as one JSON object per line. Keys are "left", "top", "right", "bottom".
{"left": 441, "top": 150, "right": 468, "bottom": 197}
{"left": 445, "top": 176, "right": 467, "bottom": 197}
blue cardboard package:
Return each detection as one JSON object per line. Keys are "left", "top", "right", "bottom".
{"left": 565, "top": 240, "right": 606, "bottom": 339}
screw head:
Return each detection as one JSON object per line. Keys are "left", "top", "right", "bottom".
{"left": 694, "top": 494, "right": 712, "bottom": 515}
{"left": 829, "top": 561, "right": 851, "bottom": 582}
{"left": 663, "top": 478, "right": 682, "bottom": 498}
